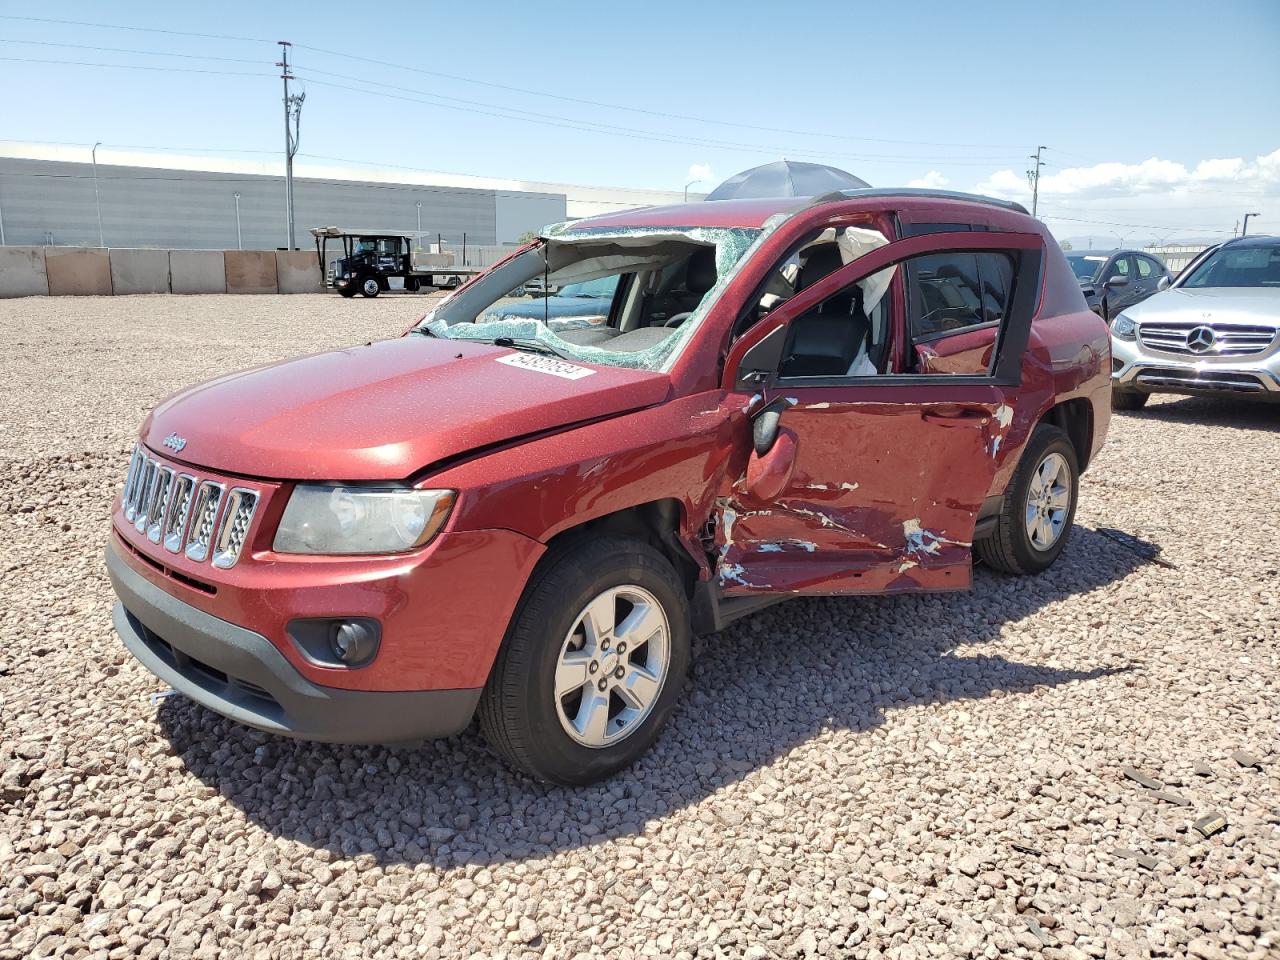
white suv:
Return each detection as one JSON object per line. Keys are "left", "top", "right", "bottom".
{"left": 1110, "top": 236, "right": 1280, "bottom": 409}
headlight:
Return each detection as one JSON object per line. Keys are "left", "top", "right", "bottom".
{"left": 1111, "top": 313, "right": 1137, "bottom": 340}
{"left": 274, "top": 486, "right": 455, "bottom": 555}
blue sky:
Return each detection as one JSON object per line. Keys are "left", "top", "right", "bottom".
{"left": 1, "top": 0, "right": 1277, "bottom": 244}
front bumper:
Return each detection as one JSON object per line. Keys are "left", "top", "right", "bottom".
{"left": 1111, "top": 335, "right": 1280, "bottom": 401}
{"left": 107, "top": 540, "right": 480, "bottom": 743}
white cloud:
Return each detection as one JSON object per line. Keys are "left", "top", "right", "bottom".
{"left": 907, "top": 170, "right": 949, "bottom": 189}
{"left": 970, "top": 148, "right": 1279, "bottom": 243}
{"left": 687, "top": 163, "right": 715, "bottom": 184}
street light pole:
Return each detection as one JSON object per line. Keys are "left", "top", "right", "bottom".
{"left": 416, "top": 201, "right": 422, "bottom": 244}
{"left": 1242, "top": 212, "right": 1261, "bottom": 236}
{"left": 234, "top": 192, "right": 243, "bottom": 250}
{"left": 91, "top": 141, "right": 104, "bottom": 247}
{"left": 684, "top": 178, "right": 702, "bottom": 202}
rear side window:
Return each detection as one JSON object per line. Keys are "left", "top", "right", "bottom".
{"left": 906, "top": 252, "right": 1014, "bottom": 339}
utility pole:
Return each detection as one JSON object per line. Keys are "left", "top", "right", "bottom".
{"left": 1025, "top": 146, "right": 1047, "bottom": 218}
{"left": 92, "top": 141, "right": 104, "bottom": 247}
{"left": 1242, "top": 212, "right": 1261, "bottom": 236}
{"left": 277, "top": 41, "right": 305, "bottom": 250}
{"left": 234, "top": 192, "right": 243, "bottom": 250}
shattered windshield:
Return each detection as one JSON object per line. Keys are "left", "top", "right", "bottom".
{"left": 415, "top": 225, "right": 764, "bottom": 371}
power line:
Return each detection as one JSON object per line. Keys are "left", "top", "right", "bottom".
{"left": 0, "top": 13, "right": 1030, "bottom": 154}
{"left": 0, "top": 37, "right": 266, "bottom": 64}
{"left": 293, "top": 42, "right": 1027, "bottom": 151}
{"left": 1040, "top": 213, "right": 1233, "bottom": 234}
{"left": 0, "top": 55, "right": 270, "bottom": 78}
{"left": 295, "top": 73, "right": 1025, "bottom": 166}
{"left": 0, "top": 14, "right": 268, "bottom": 44}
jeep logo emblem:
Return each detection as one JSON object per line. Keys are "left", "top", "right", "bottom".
{"left": 163, "top": 432, "right": 187, "bottom": 452}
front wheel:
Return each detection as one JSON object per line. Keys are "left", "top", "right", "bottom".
{"left": 976, "top": 424, "right": 1079, "bottom": 575}
{"left": 360, "top": 277, "right": 380, "bottom": 298}
{"left": 479, "top": 537, "right": 690, "bottom": 785}
{"left": 1112, "top": 387, "right": 1149, "bottom": 411}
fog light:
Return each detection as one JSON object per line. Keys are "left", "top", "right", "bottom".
{"left": 286, "top": 617, "right": 380, "bottom": 668}
{"left": 331, "top": 621, "right": 376, "bottom": 665}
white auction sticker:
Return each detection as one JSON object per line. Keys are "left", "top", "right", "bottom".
{"left": 495, "top": 352, "right": 597, "bottom": 380}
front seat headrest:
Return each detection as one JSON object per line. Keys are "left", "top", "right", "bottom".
{"left": 796, "top": 244, "right": 846, "bottom": 290}
{"left": 685, "top": 247, "right": 719, "bottom": 295}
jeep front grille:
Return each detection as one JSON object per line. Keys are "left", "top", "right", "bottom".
{"left": 212, "top": 488, "right": 259, "bottom": 569}
{"left": 118, "top": 449, "right": 259, "bottom": 571}
{"left": 146, "top": 468, "right": 175, "bottom": 544}
{"left": 163, "top": 474, "right": 197, "bottom": 553}
{"left": 185, "top": 481, "right": 226, "bottom": 562}
{"left": 1138, "top": 321, "right": 1276, "bottom": 357}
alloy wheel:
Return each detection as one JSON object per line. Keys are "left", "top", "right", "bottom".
{"left": 1024, "top": 451, "right": 1072, "bottom": 551}
{"left": 554, "top": 585, "right": 670, "bottom": 748}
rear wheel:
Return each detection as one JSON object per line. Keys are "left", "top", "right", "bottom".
{"left": 479, "top": 537, "right": 690, "bottom": 785}
{"left": 1112, "top": 387, "right": 1149, "bottom": 411}
{"left": 360, "top": 277, "right": 380, "bottom": 298}
{"left": 976, "top": 424, "right": 1079, "bottom": 575}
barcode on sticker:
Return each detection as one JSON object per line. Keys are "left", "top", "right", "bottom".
{"left": 495, "top": 352, "right": 596, "bottom": 380}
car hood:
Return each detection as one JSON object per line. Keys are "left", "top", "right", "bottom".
{"left": 1122, "top": 286, "right": 1280, "bottom": 326}
{"left": 142, "top": 335, "right": 672, "bottom": 481}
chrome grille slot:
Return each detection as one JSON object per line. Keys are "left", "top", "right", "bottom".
{"left": 185, "top": 481, "right": 226, "bottom": 563}
{"left": 163, "top": 474, "right": 197, "bottom": 553}
{"left": 1134, "top": 367, "right": 1266, "bottom": 393}
{"left": 1138, "top": 322, "right": 1277, "bottom": 357}
{"left": 146, "top": 468, "right": 175, "bottom": 543}
{"left": 133, "top": 459, "right": 159, "bottom": 533}
{"left": 212, "top": 488, "right": 259, "bottom": 569}
{"left": 121, "top": 446, "right": 144, "bottom": 522}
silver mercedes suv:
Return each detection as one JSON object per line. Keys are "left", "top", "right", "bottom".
{"left": 1110, "top": 235, "right": 1280, "bottom": 409}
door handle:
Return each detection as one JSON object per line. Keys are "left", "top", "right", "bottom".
{"left": 921, "top": 404, "right": 989, "bottom": 426}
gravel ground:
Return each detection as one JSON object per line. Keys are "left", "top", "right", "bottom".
{"left": 1, "top": 293, "right": 1277, "bottom": 960}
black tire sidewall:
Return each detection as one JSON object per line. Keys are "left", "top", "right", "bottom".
{"left": 1112, "top": 387, "right": 1149, "bottom": 411}
{"left": 1003, "top": 427, "right": 1080, "bottom": 574}
{"left": 485, "top": 538, "right": 690, "bottom": 785}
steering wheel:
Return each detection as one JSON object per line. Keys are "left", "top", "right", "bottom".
{"left": 663, "top": 311, "right": 694, "bottom": 328}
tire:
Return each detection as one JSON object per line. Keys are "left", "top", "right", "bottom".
{"left": 479, "top": 536, "right": 690, "bottom": 785}
{"left": 1112, "top": 388, "right": 1149, "bottom": 411}
{"left": 360, "top": 277, "right": 380, "bottom": 298}
{"left": 338, "top": 286, "right": 357, "bottom": 299}
{"left": 975, "top": 424, "right": 1079, "bottom": 576}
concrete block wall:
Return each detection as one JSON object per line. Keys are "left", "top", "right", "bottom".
{"left": 0, "top": 246, "right": 326, "bottom": 297}
{"left": 276, "top": 251, "right": 322, "bottom": 293}
{"left": 169, "top": 251, "right": 226, "bottom": 294}
{"left": 0, "top": 246, "right": 50, "bottom": 297}
{"left": 225, "top": 251, "right": 278, "bottom": 294}
{"left": 45, "top": 248, "right": 113, "bottom": 296}
{"left": 110, "top": 249, "right": 171, "bottom": 295}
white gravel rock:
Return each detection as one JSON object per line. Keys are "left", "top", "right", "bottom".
{"left": 1, "top": 293, "right": 1277, "bottom": 958}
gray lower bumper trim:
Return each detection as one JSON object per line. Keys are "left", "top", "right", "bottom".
{"left": 106, "top": 540, "right": 479, "bottom": 743}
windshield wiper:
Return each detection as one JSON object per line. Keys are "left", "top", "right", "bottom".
{"left": 492, "top": 336, "right": 576, "bottom": 361}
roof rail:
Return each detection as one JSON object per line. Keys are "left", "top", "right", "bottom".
{"left": 808, "top": 187, "right": 1030, "bottom": 216}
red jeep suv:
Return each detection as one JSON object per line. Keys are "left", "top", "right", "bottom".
{"left": 107, "top": 189, "right": 1110, "bottom": 784}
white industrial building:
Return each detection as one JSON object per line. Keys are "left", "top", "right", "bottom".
{"left": 0, "top": 143, "right": 701, "bottom": 252}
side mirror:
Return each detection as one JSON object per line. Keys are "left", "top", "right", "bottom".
{"left": 752, "top": 396, "right": 797, "bottom": 457}
{"left": 744, "top": 396, "right": 799, "bottom": 501}
{"left": 1157, "top": 276, "right": 1172, "bottom": 291}
{"left": 1105, "top": 275, "right": 1131, "bottom": 290}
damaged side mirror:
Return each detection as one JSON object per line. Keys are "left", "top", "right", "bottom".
{"left": 743, "top": 396, "right": 799, "bottom": 501}
{"left": 752, "top": 395, "right": 796, "bottom": 457}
